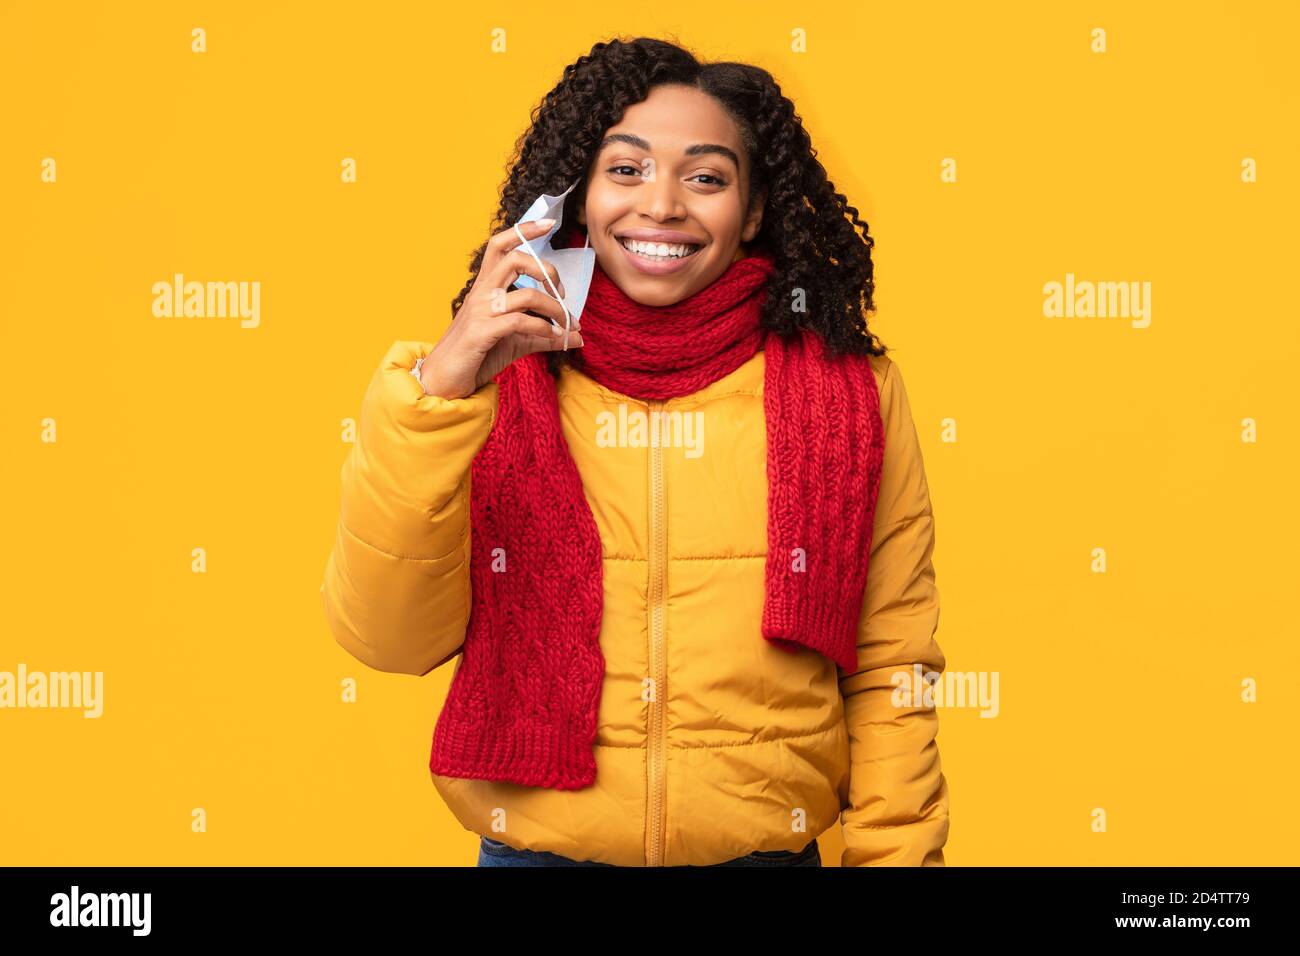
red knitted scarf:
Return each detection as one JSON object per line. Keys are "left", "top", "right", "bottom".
{"left": 429, "top": 245, "right": 885, "bottom": 790}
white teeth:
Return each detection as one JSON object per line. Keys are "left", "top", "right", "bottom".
{"left": 619, "top": 237, "right": 701, "bottom": 259}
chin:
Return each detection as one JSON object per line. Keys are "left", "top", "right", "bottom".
{"left": 622, "top": 280, "right": 688, "bottom": 307}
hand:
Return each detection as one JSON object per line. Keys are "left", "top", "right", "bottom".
{"left": 419, "top": 219, "right": 584, "bottom": 400}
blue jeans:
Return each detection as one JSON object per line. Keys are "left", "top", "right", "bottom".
{"left": 477, "top": 835, "right": 821, "bottom": 867}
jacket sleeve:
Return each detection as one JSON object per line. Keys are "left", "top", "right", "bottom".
{"left": 838, "top": 357, "right": 951, "bottom": 866}
{"left": 320, "top": 339, "right": 498, "bottom": 676}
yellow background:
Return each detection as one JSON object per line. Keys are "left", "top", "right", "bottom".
{"left": 2, "top": 0, "right": 1296, "bottom": 865}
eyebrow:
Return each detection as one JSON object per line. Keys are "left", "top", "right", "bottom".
{"left": 599, "top": 133, "right": 740, "bottom": 170}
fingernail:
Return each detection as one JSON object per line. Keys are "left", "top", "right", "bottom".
{"left": 551, "top": 321, "right": 563, "bottom": 336}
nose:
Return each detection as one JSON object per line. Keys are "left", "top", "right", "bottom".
{"left": 637, "top": 168, "right": 686, "bottom": 222}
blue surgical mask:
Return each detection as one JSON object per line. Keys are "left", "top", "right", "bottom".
{"left": 510, "top": 179, "right": 595, "bottom": 349}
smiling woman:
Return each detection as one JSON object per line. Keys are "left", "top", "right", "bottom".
{"left": 321, "top": 36, "right": 950, "bottom": 869}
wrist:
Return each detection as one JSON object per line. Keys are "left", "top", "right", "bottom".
{"left": 411, "top": 355, "right": 470, "bottom": 401}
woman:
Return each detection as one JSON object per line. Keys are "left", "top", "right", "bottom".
{"left": 320, "top": 36, "right": 950, "bottom": 867}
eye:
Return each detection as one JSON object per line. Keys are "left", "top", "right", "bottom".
{"left": 690, "top": 173, "right": 729, "bottom": 187}
{"left": 608, "top": 164, "right": 644, "bottom": 178}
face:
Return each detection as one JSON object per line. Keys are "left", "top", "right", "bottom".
{"left": 576, "top": 83, "right": 765, "bottom": 306}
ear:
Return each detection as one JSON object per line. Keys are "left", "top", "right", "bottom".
{"left": 574, "top": 184, "right": 588, "bottom": 226}
{"left": 741, "top": 188, "right": 766, "bottom": 242}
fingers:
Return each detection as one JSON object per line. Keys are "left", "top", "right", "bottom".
{"left": 491, "top": 313, "right": 586, "bottom": 353}
{"left": 476, "top": 284, "right": 578, "bottom": 332}
{"left": 486, "top": 248, "right": 567, "bottom": 305}
{"left": 484, "top": 216, "right": 553, "bottom": 266}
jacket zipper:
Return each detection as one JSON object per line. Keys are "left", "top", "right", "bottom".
{"left": 646, "top": 398, "right": 668, "bottom": 867}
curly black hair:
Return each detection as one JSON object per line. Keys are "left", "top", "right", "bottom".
{"left": 450, "top": 35, "right": 888, "bottom": 378}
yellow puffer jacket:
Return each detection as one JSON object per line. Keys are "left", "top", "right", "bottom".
{"left": 321, "top": 338, "right": 950, "bottom": 867}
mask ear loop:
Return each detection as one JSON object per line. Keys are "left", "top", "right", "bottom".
{"left": 513, "top": 222, "right": 574, "bottom": 351}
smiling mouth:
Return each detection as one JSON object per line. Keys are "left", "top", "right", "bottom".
{"left": 617, "top": 237, "right": 704, "bottom": 261}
